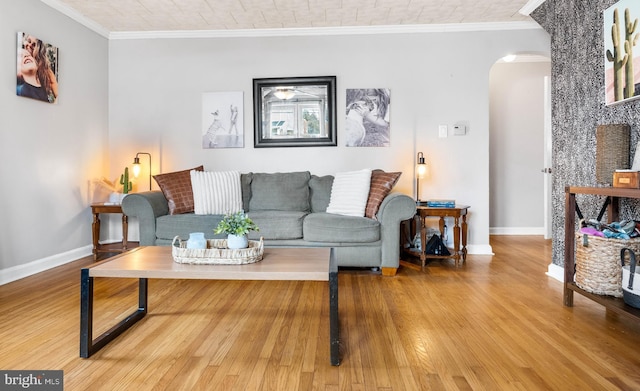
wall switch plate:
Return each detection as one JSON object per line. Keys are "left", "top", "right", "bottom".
{"left": 438, "top": 125, "right": 448, "bottom": 138}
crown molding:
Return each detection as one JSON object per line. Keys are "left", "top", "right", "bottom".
{"left": 40, "top": 0, "right": 110, "bottom": 38}
{"left": 519, "top": 0, "right": 547, "bottom": 16}
{"left": 108, "top": 21, "right": 542, "bottom": 40}
{"left": 39, "top": 0, "right": 542, "bottom": 40}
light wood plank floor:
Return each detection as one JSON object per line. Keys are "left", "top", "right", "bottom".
{"left": 1, "top": 236, "right": 639, "bottom": 390}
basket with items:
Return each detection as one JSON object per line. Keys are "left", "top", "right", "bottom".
{"left": 575, "top": 219, "right": 640, "bottom": 297}
{"left": 172, "top": 236, "right": 264, "bottom": 265}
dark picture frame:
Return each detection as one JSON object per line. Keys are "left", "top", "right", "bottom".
{"left": 253, "top": 76, "right": 337, "bottom": 147}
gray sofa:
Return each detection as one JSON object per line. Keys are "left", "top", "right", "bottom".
{"left": 122, "top": 171, "right": 416, "bottom": 275}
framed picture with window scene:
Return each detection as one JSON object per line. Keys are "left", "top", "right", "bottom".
{"left": 253, "top": 76, "right": 337, "bottom": 148}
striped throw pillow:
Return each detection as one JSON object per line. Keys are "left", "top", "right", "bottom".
{"left": 191, "top": 170, "right": 243, "bottom": 215}
{"left": 326, "top": 169, "right": 372, "bottom": 217}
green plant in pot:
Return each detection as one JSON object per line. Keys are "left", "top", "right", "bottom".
{"left": 214, "top": 211, "right": 259, "bottom": 249}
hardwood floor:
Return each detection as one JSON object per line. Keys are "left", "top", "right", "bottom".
{"left": 1, "top": 236, "right": 639, "bottom": 390}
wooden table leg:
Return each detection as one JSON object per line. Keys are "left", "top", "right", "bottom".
{"left": 453, "top": 216, "right": 461, "bottom": 268}
{"left": 419, "top": 215, "right": 427, "bottom": 269}
{"left": 461, "top": 215, "right": 468, "bottom": 261}
{"left": 92, "top": 212, "right": 100, "bottom": 260}
{"left": 122, "top": 214, "right": 128, "bottom": 251}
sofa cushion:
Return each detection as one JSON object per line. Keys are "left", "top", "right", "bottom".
{"left": 153, "top": 166, "right": 204, "bottom": 215}
{"left": 249, "top": 172, "right": 311, "bottom": 212}
{"left": 365, "top": 170, "right": 401, "bottom": 219}
{"left": 326, "top": 169, "right": 372, "bottom": 217}
{"left": 241, "top": 173, "right": 252, "bottom": 211}
{"left": 246, "top": 210, "right": 307, "bottom": 240}
{"left": 155, "top": 213, "right": 224, "bottom": 241}
{"left": 303, "top": 212, "right": 380, "bottom": 243}
{"left": 191, "top": 170, "right": 243, "bottom": 214}
{"left": 309, "top": 175, "right": 334, "bottom": 213}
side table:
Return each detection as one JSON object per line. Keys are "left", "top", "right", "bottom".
{"left": 91, "top": 203, "right": 128, "bottom": 260}
{"left": 407, "top": 205, "right": 469, "bottom": 269}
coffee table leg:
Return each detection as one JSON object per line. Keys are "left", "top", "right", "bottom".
{"left": 80, "top": 269, "right": 94, "bottom": 358}
{"left": 80, "top": 271, "right": 148, "bottom": 358}
{"left": 329, "top": 249, "right": 340, "bottom": 366}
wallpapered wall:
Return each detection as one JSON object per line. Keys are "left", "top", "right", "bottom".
{"left": 532, "top": 0, "right": 640, "bottom": 266}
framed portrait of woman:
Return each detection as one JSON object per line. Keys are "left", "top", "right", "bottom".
{"left": 16, "top": 32, "right": 59, "bottom": 104}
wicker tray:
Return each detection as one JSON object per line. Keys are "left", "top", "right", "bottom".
{"left": 172, "top": 236, "right": 264, "bottom": 265}
{"left": 575, "top": 232, "right": 640, "bottom": 297}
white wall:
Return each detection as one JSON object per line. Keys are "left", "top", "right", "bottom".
{"left": 0, "top": 0, "right": 108, "bottom": 282}
{"left": 489, "top": 60, "right": 551, "bottom": 233}
{"left": 108, "top": 29, "right": 550, "bottom": 254}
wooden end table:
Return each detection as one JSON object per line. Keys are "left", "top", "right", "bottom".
{"left": 408, "top": 205, "right": 469, "bottom": 269}
{"left": 91, "top": 203, "right": 128, "bottom": 260}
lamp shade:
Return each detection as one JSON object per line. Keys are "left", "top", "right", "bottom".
{"left": 132, "top": 157, "right": 141, "bottom": 177}
{"left": 131, "top": 152, "right": 152, "bottom": 191}
{"left": 416, "top": 152, "right": 427, "bottom": 178}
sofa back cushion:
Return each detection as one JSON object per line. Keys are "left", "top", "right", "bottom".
{"left": 249, "top": 172, "right": 311, "bottom": 212}
{"left": 309, "top": 175, "right": 334, "bottom": 213}
{"left": 240, "top": 173, "right": 253, "bottom": 211}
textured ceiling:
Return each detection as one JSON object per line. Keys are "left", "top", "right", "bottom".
{"left": 49, "top": 0, "right": 537, "bottom": 33}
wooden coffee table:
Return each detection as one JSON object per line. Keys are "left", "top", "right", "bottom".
{"left": 80, "top": 246, "right": 340, "bottom": 365}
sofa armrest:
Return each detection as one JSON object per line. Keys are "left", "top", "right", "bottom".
{"left": 121, "top": 191, "right": 169, "bottom": 246}
{"left": 376, "top": 192, "right": 417, "bottom": 270}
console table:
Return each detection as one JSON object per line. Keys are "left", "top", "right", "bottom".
{"left": 91, "top": 203, "right": 128, "bottom": 260}
{"left": 405, "top": 205, "right": 469, "bottom": 269}
{"left": 564, "top": 186, "right": 640, "bottom": 320}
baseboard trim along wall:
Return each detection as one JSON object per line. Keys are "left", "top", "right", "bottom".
{"left": 0, "top": 245, "right": 93, "bottom": 286}
{"left": 546, "top": 263, "right": 564, "bottom": 282}
{"left": 467, "top": 244, "right": 494, "bottom": 255}
{"left": 490, "top": 227, "right": 545, "bottom": 235}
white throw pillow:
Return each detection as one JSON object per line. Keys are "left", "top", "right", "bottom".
{"left": 326, "top": 169, "right": 372, "bottom": 217}
{"left": 191, "top": 170, "right": 243, "bottom": 215}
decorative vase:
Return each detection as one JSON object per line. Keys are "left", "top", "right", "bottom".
{"left": 186, "top": 232, "right": 207, "bottom": 249}
{"left": 108, "top": 192, "right": 121, "bottom": 203}
{"left": 227, "top": 234, "right": 248, "bottom": 249}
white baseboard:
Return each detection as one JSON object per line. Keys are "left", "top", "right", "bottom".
{"left": 490, "top": 227, "right": 545, "bottom": 235}
{"left": 467, "top": 244, "right": 494, "bottom": 255}
{"left": 0, "top": 245, "right": 92, "bottom": 286}
{"left": 546, "top": 263, "right": 564, "bottom": 282}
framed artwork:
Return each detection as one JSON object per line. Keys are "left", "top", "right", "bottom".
{"left": 345, "top": 88, "right": 390, "bottom": 147}
{"left": 253, "top": 76, "right": 337, "bottom": 148}
{"left": 16, "top": 32, "right": 59, "bottom": 104}
{"left": 604, "top": 0, "right": 640, "bottom": 105}
{"left": 202, "top": 91, "right": 244, "bottom": 148}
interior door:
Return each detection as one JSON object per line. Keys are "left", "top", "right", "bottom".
{"left": 543, "top": 76, "right": 552, "bottom": 239}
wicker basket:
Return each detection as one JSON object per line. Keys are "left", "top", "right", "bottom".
{"left": 172, "top": 236, "right": 264, "bottom": 265}
{"left": 595, "top": 124, "right": 630, "bottom": 185}
{"left": 575, "top": 232, "right": 640, "bottom": 297}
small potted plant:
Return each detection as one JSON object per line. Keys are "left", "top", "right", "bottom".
{"left": 214, "top": 211, "right": 259, "bottom": 249}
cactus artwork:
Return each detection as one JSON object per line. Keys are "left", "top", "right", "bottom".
{"left": 605, "top": 2, "right": 640, "bottom": 104}
{"left": 624, "top": 8, "right": 639, "bottom": 98}
{"left": 120, "top": 167, "right": 132, "bottom": 194}
{"left": 606, "top": 8, "right": 628, "bottom": 102}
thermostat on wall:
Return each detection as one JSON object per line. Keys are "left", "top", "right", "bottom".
{"left": 453, "top": 125, "right": 467, "bottom": 135}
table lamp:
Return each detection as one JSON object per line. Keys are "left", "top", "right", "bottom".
{"left": 416, "top": 152, "right": 427, "bottom": 206}
{"left": 132, "top": 152, "right": 152, "bottom": 191}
